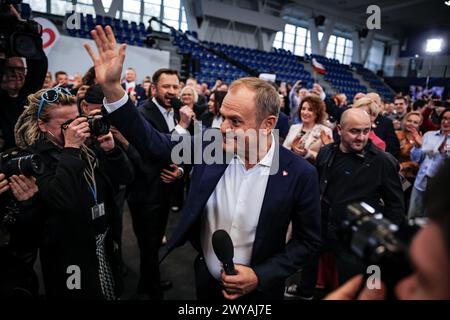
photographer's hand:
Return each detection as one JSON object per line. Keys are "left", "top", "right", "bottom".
{"left": 63, "top": 117, "right": 90, "bottom": 148}
{"left": 0, "top": 173, "right": 9, "bottom": 194}
{"left": 9, "top": 175, "right": 38, "bottom": 202}
{"left": 84, "top": 26, "right": 127, "bottom": 103}
{"left": 97, "top": 131, "right": 115, "bottom": 152}
{"left": 9, "top": 4, "right": 22, "bottom": 20}
{"left": 324, "top": 275, "right": 386, "bottom": 300}
{"left": 110, "top": 126, "right": 130, "bottom": 150}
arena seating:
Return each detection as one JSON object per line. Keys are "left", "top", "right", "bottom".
{"left": 64, "top": 13, "right": 146, "bottom": 47}
{"left": 172, "top": 31, "right": 313, "bottom": 89}
{"left": 305, "top": 54, "right": 367, "bottom": 102}
{"left": 352, "top": 62, "right": 394, "bottom": 102}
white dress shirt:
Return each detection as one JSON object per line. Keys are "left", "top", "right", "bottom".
{"left": 152, "top": 97, "right": 175, "bottom": 132}
{"left": 201, "top": 135, "right": 276, "bottom": 280}
{"left": 103, "top": 93, "right": 180, "bottom": 133}
{"left": 124, "top": 81, "right": 136, "bottom": 92}
{"left": 211, "top": 116, "right": 223, "bottom": 129}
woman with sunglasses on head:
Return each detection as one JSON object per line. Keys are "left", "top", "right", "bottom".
{"left": 14, "top": 86, "right": 134, "bottom": 299}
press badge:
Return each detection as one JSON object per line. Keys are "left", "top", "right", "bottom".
{"left": 91, "top": 202, "right": 105, "bottom": 220}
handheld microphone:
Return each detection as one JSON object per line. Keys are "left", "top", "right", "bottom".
{"left": 170, "top": 98, "right": 184, "bottom": 111}
{"left": 212, "top": 229, "right": 237, "bottom": 275}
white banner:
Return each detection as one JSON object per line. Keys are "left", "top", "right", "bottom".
{"left": 34, "top": 17, "right": 60, "bottom": 56}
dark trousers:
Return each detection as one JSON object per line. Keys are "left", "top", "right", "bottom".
{"left": 128, "top": 199, "right": 170, "bottom": 298}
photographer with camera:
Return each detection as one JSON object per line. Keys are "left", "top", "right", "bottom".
{"left": 13, "top": 86, "right": 134, "bottom": 299}
{"left": 326, "top": 160, "right": 450, "bottom": 300}
{"left": 0, "top": 168, "right": 41, "bottom": 298}
{"left": 0, "top": 3, "right": 48, "bottom": 152}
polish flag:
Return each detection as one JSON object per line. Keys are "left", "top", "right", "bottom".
{"left": 312, "top": 58, "right": 326, "bottom": 74}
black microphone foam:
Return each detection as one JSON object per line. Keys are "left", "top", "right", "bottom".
{"left": 170, "top": 98, "right": 184, "bottom": 111}
{"left": 212, "top": 229, "right": 236, "bottom": 275}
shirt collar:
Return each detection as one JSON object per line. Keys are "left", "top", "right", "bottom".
{"left": 434, "top": 130, "right": 449, "bottom": 137}
{"left": 153, "top": 97, "right": 173, "bottom": 117}
{"left": 234, "top": 134, "right": 276, "bottom": 168}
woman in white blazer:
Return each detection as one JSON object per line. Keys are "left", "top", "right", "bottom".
{"left": 283, "top": 95, "right": 333, "bottom": 163}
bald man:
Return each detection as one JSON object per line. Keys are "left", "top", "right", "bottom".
{"left": 316, "top": 108, "right": 405, "bottom": 283}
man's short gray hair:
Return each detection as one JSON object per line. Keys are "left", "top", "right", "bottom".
{"left": 229, "top": 77, "right": 280, "bottom": 123}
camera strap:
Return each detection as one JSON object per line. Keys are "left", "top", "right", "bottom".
{"left": 82, "top": 148, "right": 105, "bottom": 220}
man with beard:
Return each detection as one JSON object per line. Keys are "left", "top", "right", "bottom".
{"left": 126, "top": 68, "right": 185, "bottom": 299}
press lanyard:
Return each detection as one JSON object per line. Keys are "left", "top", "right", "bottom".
{"left": 84, "top": 154, "right": 98, "bottom": 204}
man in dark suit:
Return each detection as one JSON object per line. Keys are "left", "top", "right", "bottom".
{"left": 125, "top": 68, "right": 185, "bottom": 299}
{"left": 366, "top": 92, "right": 400, "bottom": 156}
{"left": 85, "top": 26, "right": 322, "bottom": 300}
{"left": 121, "top": 67, "right": 147, "bottom": 105}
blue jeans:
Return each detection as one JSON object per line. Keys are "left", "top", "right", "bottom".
{"left": 408, "top": 186, "right": 426, "bottom": 219}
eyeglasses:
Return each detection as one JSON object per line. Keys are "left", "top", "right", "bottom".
{"left": 5, "top": 66, "right": 27, "bottom": 74}
{"left": 37, "top": 86, "right": 73, "bottom": 119}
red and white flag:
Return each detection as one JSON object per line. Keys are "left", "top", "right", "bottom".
{"left": 312, "top": 58, "right": 326, "bottom": 74}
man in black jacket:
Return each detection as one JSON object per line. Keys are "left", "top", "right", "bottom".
{"left": 0, "top": 53, "right": 48, "bottom": 152}
{"left": 316, "top": 108, "right": 405, "bottom": 283}
{"left": 126, "top": 68, "right": 185, "bottom": 299}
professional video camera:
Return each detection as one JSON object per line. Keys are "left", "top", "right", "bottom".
{"left": 340, "top": 202, "right": 425, "bottom": 298}
{"left": 0, "top": 0, "right": 43, "bottom": 73}
{"left": 0, "top": 149, "right": 43, "bottom": 178}
{"left": 62, "top": 115, "right": 111, "bottom": 137}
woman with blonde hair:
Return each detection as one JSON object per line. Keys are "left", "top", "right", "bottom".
{"left": 396, "top": 111, "right": 423, "bottom": 176}
{"left": 395, "top": 111, "right": 423, "bottom": 207}
{"left": 15, "top": 86, "right": 134, "bottom": 299}
{"left": 352, "top": 97, "right": 386, "bottom": 151}
{"left": 180, "top": 85, "right": 198, "bottom": 110}
{"left": 283, "top": 95, "right": 333, "bottom": 163}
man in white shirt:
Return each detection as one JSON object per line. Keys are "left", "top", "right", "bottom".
{"left": 121, "top": 67, "right": 147, "bottom": 105}
{"left": 84, "top": 25, "right": 322, "bottom": 300}
{"left": 122, "top": 68, "right": 185, "bottom": 299}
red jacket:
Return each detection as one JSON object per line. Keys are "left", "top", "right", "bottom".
{"left": 421, "top": 107, "right": 440, "bottom": 133}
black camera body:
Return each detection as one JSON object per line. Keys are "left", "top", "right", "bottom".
{"left": 0, "top": 148, "right": 42, "bottom": 247}
{"left": 0, "top": 0, "right": 43, "bottom": 62}
{"left": 340, "top": 202, "right": 423, "bottom": 297}
{"left": 86, "top": 116, "right": 110, "bottom": 137}
{"left": 62, "top": 116, "right": 110, "bottom": 137}
{"left": 0, "top": 149, "right": 43, "bottom": 178}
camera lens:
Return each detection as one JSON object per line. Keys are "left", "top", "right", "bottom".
{"left": 3, "top": 154, "right": 44, "bottom": 177}
{"left": 88, "top": 117, "right": 110, "bottom": 136}
{"left": 11, "top": 32, "right": 40, "bottom": 59}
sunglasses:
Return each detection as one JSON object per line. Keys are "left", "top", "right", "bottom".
{"left": 37, "top": 86, "right": 73, "bottom": 119}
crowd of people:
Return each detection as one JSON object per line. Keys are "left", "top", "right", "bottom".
{"left": 1, "top": 24, "right": 449, "bottom": 301}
